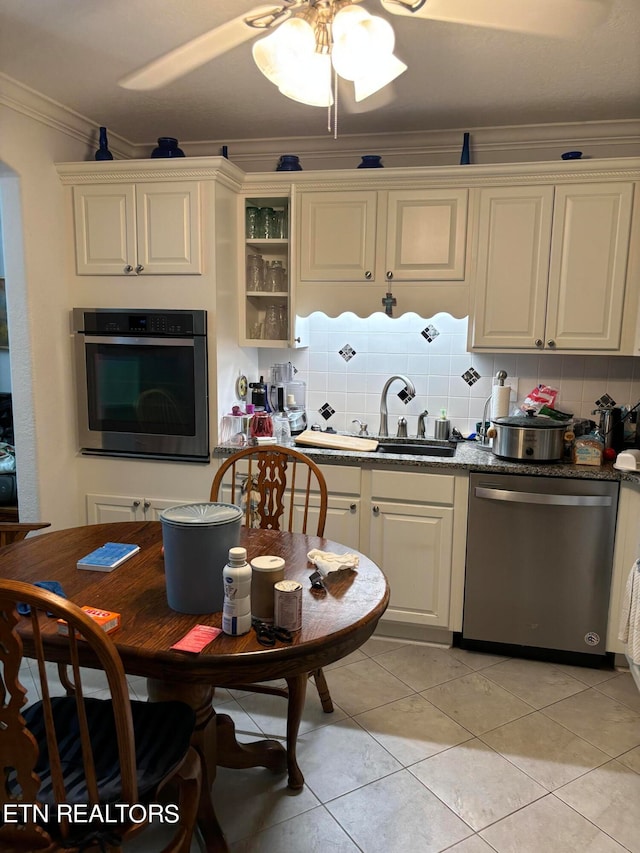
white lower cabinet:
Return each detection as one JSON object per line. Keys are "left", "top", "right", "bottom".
{"left": 608, "top": 480, "right": 640, "bottom": 654}
{"left": 86, "top": 493, "right": 183, "bottom": 524}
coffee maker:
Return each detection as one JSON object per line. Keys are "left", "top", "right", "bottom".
{"left": 269, "top": 363, "right": 307, "bottom": 435}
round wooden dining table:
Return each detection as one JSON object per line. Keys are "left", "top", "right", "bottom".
{"left": 1, "top": 521, "right": 389, "bottom": 853}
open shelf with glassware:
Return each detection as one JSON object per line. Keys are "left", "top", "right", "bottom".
{"left": 241, "top": 196, "right": 292, "bottom": 347}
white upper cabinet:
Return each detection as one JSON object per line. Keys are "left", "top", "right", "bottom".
{"left": 73, "top": 182, "right": 202, "bottom": 275}
{"left": 470, "top": 182, "right": 634, "bottom": 352}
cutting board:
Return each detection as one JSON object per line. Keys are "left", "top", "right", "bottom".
{"left": 295, "top": 430, "right": 379, "bottom": 453}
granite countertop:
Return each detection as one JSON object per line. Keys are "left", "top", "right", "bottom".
{"left": 213, "top": 438, "right": 640, "bottom": 483}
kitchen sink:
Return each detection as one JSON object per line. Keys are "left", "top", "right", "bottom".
{"left": 376, "top": 441, "right": 456, "bottom": 458}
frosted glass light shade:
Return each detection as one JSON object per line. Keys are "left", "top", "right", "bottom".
{"left": 252, "top": 18, "right": 315, "bottom": 85}
{"left": 353, "top": 52, "right": 407, "bottom": 101}
{"left": 278, "top": 52, "right": 333, "bottom": 106}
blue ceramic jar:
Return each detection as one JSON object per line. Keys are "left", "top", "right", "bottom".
{"left": 358, "top": 155, "right": 383, "bottom": 168}
{"left": 276, "top": 155, "right": 302, "bottom": 171}
{"left": 151, "top": 137, "right": 185, "bottom": 158}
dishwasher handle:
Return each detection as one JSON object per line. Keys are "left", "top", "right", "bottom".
{"left": 474, "top": 486, "right": 613, "bottom": 507}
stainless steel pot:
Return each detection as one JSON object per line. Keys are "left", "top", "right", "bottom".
{"left": 489, "top": 412, "right": 569, "bottom": 461}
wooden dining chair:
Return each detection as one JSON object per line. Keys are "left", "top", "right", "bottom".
{"left": 0, "top": 521, "right": 51, "bottom": 547}
{"left": 210, "top": 446, "right": 334, "bottom": 763}
{"left": 0, "top": 579, "right": 201, "bottom": 853}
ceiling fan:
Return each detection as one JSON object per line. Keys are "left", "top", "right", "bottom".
{"left": 119, "top": 0, "right": 610, "bottom": 94}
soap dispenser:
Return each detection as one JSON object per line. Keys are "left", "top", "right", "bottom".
{"left": 434, "top": 409, "right": 450, "bottom": 440}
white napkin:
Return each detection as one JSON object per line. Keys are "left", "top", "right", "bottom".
{"left": 307, "top": 549, "right": 359, "bottom": 577}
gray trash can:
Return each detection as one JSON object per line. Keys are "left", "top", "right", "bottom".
{"left": 160, "top": 502, "right": 243, "bottom": 614}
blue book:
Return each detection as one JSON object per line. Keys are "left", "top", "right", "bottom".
{"left": 77, "top": 542, "right": 140, "bottom": 572}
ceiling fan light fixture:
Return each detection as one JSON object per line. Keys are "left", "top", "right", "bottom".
{"left": 353, "top": 52, "right": 407, "bottom": 101}
{"left": 252, "top": 16, "right": 315, "bottom": 84}
{"left": 278, "top": 51, "right": 333, "bottom": 107}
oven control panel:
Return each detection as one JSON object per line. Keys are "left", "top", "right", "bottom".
{"left": 73, "top": 308, "right": 206, "bottom": 337}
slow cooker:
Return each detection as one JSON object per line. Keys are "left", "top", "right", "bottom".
{"left": 489, "top": 411, "right": 571, "bottom": 461}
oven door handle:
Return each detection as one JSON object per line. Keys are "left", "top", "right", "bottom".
{"left": 83, "top": 335, "right": 194, "bottom": 347}
{"left": 474, "top": 486, "right": 613, "bottom": 507}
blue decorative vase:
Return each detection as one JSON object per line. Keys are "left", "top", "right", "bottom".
{"left": 358, "top": 155, "right": 383, "bottom": 169}
{"left": 151, "top": 137, "right": 185, "bottom": 158}
{"left": 276, "top": 154, "right": 302, "bottom": 171}
{"left": 95, "top": 127, "right": 114, "bottom": 161}
{"left": 460, "top": 132, "right": 471, "bottom": 165}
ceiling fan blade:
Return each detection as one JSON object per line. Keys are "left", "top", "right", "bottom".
{"left": 379, "top": 0, "right": 611, "bottom": 38}
{"left": 119, "top": 6, "right": 282, "bottom": 90}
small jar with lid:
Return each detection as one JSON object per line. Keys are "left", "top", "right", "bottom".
{"left": 246, "top": 206, "right": 260, "bottom": 239}
{"left": 246, "top": 253, "right": 264, "bottom": 291}
{"left": 250, "top": 555, "right": 285, "bottom": 623}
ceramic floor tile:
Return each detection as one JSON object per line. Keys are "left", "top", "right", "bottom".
{"left": 317, "top": 657, "right": 413, "bottom": 716}
{"left": 326, "top": 769, "right": 471, "bottom": 853}
{"left": 422, "top": 672, "right": 534, "bottom": 735}
{"left": 237, "top": 690, "right": 347, "bottom": 738}
{"left": 481, "top": 658, "right": 589, "bottom": 709}
{"left": 216, "top": 698, "right": 269, "bottom": 742}
{"left": 410, "top": 738, "right": 546, "bottom": 831}
{"left": 555, "top": 759, "right": 640, "bottom": 851}
{"left": 375, "top": 643, "right": 473, "bottom": 691}
{"left": 617, "top": 745, "right": 640, "bottom": 774}
{"left": 595, "top": 671, "right": 640, "bottom": 713}
{"left": 480, "top": 793, "right": 628, "bottom": 853}
{"left": 550, "top": 661, "right": 619, "bottom": 687}
{"left": 361, "top": 635, "right": 409, "bottom": 657}
{"left": 127, "top": 675, "right": 149, "bottom": 701}
{"left": 354, "top": 693, "right": 472, "bottom": 766}
{"left": 542, "top": 688, "right": 640, "bottom": 757}
{"left": 446, "top": 837, "right": 497, "bottom": 853}
{"left": 295, "top": 718, "right": 402, "bottom": 802}
{"left": 481, "top": 710, "right": 610, "bottom": 790}
{"left": 212, "top": 766, "right": 320, "bottom": 844}
{"left": 122, "top": 823, "right": 203, "bottom": 852}
{"left": 229, "top": 806, "right": 360, "bottom": 853}
{"left": 324, "top": 648, "right": 366, "bottom": 670}
{"left": 447, "top": 647, "right": 511, "bottom": 671}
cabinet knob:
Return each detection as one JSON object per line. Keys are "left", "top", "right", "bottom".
{"left": 350, "top": 503, "right": 357, "bottom": 512}
{"left": 143, "top": 500, "right": 151, "bottom": 511}
{"left": 364, "top": 270, "right": 372, "bottom": 280}
{"left": 135, "top": 264, "right": 145, "bottom": 274}
{"left": 386, "top": 271, "right": 393, "bottom": 280}
{"left": 124, "top": 265, "right": 134, "bottom": 274}
{"left": 547, "top": 339, "right": 556, "bottom": 348}
{"left": 534, "top": 339, "right": 543, "bottom": 348}
{"left": 372, "top": 505, "right": 380, "bottom": 515}
{"left": 132, "top": 500, "right": 140, "bottom": 509}
{"left": 294, "top": 336, "right": 301, "bottom": 344}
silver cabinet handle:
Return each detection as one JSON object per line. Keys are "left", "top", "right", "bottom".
{"left": 474, "top": 486, "right": 612, "bottom": 507}
{"left": 386, "top": 271, "right": 393, "bottom": 280}
{"left": 547, "top": 339, "right": 556, "bottom": 348}
{"left": 350, "top": 503, "right": 357, "bottom": 511}
{"left": 372, "top": 505, "right": 380, "bottom": 515}
{"left": 143, "top": 500, "right": 151, "bottom": 511}
{"left": 534, "top": 339, "right": 543, "bottom": 348}
{"left": 124, "top": 264, "right": 134, "bottom": 274}
{"left": 132, "top": 500, "right": 140, "bottom": 509}
{"left": 135, "top": 264, "right": 145, "bottom": 273}
{"left": 364, "top": 270, "right": 372, "bottom": 280}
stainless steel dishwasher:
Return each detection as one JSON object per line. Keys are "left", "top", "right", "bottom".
{"left": 462, "top": 472, "right": 619, "bottom": 661}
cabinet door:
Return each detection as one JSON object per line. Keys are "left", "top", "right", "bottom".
{"left": 144, "top": 498, "right": 185, "bottom": 520}
{"left": 470, "top": 186, "right": 554, "bottom": 349}
{"left": 385, "top": 189, "right": 468, "bottom": 281}
{"left": 299, "top": 191, "right": 378, "bottom": 282}
{"left": 136, "top": 182, "right": 202, "bottom": 274}
{"left": 86, "top": 493, "right": 144, "bottom": 523}
{"left": 545, "top": 183, "right": 633, "bottom": 350}
{"left": 73, "top": 185, "right": 136, "bottom": 275}
{"left": 368, "top": 501, "right": 453, "bottom": 628}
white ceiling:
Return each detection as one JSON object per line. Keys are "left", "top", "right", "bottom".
{"left": 0, "top": 0, "right": 639, "bottom": 147}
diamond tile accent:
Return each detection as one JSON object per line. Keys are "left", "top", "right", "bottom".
{"left": 595, "top": 393, "right": 616, "bottom": 408}
{"left": 398, "top": 386, "right": 415, "bottom": 404}
{"left": 339, "top": 344, "right": 357, "bottom": 362}
{"left": 421, "top": 324, "right": 440, "bottom": 343}
{"left": 462, "top": 367, "right": 481, "bottom": 386}
{"left": 319, "top": 403, "right": 335, "bottom": 420}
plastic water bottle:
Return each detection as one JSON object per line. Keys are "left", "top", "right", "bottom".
{"left": 222, "top": 546, "right": 252, "bottom": 635}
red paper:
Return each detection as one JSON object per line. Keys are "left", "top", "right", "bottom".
{"left": 171, "top": 624, "right": 222, "bottom": 653}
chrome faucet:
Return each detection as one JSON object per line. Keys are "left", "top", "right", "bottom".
{"left": 417, "top": 410, "right": 429, "bottom": 438}
{"left": 378, "top": 375, "right": 416, "bottom": 437}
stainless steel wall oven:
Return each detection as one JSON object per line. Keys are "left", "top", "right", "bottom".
{"left": 73, "top": 308, "right": 209, "bottom": 462}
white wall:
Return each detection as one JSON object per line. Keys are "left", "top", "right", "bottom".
{"left": 0, "top": 94, "right": 89, "bottom": 527}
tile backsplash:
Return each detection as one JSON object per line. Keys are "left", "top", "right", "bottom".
{"left": 257, "top": 312, "right": 640, "bottom": 439}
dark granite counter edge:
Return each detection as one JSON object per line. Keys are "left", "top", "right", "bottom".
{"left": 213, "top": 441, "right": 640, "bottom": 483}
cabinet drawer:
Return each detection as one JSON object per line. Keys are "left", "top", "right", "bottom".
{"left": 371, "top": 469, "right": 455, "bottom": 505}
{"left": 318, "top": 464, "right": 361, "bottom": 495}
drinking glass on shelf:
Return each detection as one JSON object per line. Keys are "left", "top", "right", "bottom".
{"left": 246, "top": 253, "right": 264, "bottom": 291}
{"left": 249, "top": 321, "right": 263, "bottom": 340}
{"left": 275, "top": 209, "right": 288, "bottom": 239}
{"left": 264, "top": 304, "right": 280, "bottom": 340}
{"left": 259, "top": 207, "right": 278, "bottom": 239}
{"left": 277, "top": 304, "right": 288, "bottom": 339}
{"left": 246, "top": 206, "right": 260, "bottom": 239}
